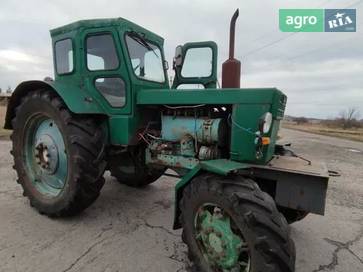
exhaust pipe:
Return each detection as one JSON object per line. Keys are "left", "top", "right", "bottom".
{"left": 222, "top": 9, "right": 241, "bottom": 88}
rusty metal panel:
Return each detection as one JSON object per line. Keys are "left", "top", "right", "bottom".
{"left": 244, "top": 156, "right": 329, "bottom": 215}
{"left": 274, "top": 174, "right": 328, "bottom": 214}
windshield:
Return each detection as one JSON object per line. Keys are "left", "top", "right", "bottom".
{"left": 125, "top": 33, "right": 165, "bottom": 83}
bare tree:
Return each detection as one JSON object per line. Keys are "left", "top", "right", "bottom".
{"left": 338, "top": 108, "right": 360, "bottom": 129}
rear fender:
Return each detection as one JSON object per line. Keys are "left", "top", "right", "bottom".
{"left": 4, "top": 80, "right": 106, "bottom": 129}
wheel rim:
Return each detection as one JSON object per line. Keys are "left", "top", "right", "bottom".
{"left": 24, "top": 115, "right": 68, "bottom": 197}
{"left": 194, "top": 204, "right": 251, "bottom": 271}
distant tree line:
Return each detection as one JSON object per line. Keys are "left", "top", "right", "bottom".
{"left": 328, "top": 108, "right": 362, "bottom": 129}
{"left": 293, "top": 117, "right": 309, "bottom": 125}
{"left": 0, "top": 86, "right": 13, "bottom": 94}
{"left": 290, "top": 108, "right": 362, "bottom": 129}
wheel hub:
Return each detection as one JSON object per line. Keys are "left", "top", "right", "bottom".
{"left": 24, "top": 117, "right": 68, "bottom": 196}
{"left": 195, "top": 206, "right": 250, "bottom": 270}
{"left": 35, "top": 135, "right": 59, "bottom": 174}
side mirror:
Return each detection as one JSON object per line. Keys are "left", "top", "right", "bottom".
{"left": 172, "top": 41, "right": 217, "bottom": 89}
{"left": 174, "top": 45, "right": 183, "bottom": 67}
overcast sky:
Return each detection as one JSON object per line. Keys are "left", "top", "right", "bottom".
{"left": 0, "top": 0, "right": 362, "bottom": 118}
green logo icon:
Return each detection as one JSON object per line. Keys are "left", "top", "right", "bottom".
{"left": 279, "top": 9, "right": 324, "bottom": 32}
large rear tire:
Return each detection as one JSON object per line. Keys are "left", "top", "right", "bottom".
{"left": 180, "top": 174, "right": 295, "bottom": 272}
{"left": 11, "top": 90, "right": 107, "bottom": 216}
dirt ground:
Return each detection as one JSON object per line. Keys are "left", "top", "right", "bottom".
{"left": 0, "top": 106, "right": 11, "bottom": 139}
{"left": 0, "top": 128, "right": 362, "bottom": 272}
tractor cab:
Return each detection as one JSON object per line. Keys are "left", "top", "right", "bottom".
{"left": 50, "top": 18, "right": 169, "bottom": 116}
{"left": 50, "top": 18, "right": 219, "bottom": 111}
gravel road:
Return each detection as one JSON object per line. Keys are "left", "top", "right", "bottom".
{"left": 0, "top": 128, "right": 362, "bottom": 272}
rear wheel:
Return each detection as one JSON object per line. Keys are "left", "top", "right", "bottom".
{"left": 109, "top": 146, "right": 165, "bottom": 187}
{"left": 180, "top": 174, "right": 295, "bottom": 272}
{"left": 11, "top": 90, "right": 107, "bottom": 216}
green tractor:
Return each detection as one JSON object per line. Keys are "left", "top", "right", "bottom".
{"left": 5, "top": 10, "right": 329, "bottom": 272}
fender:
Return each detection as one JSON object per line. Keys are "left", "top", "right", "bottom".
{"left": 173, "top": 165, "right": 202, "bottom": 229}
{"left": 173, "top": 159, "right": 249, "bottom": 229}
{"left": 173, "top": 157, "right": 329, "bottom": 229}
{"left": 4, "top": 80, "right": 105, "bottom": 129}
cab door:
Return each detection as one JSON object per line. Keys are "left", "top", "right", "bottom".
{"left": 80, "top": 27, "right": 131, "bottom": 115}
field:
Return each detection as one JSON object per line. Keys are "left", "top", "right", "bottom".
{"left": 0, "top": 105, "right": 11, "bottom": 139}
{"left": 283, "top": 122, "right": 363, "bottom": 142}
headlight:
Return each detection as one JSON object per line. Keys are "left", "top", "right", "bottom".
{"left": 259, "top": 112, "right": 273, "bottom": 134}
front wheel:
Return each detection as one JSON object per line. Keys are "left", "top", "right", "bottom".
{"left": 180, "top": 174, "right": 295, "bottom": 272}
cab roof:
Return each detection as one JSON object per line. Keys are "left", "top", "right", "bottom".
{"left": 50, "top": 17, "right": 164, "bottom": 43}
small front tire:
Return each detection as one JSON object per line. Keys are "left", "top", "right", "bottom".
{"left": 180, "top": 174, "right": 295, "bottom": 272}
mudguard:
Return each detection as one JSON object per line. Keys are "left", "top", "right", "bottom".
{"left": 173, "top": 159, "right": 249, "bottom": 229}
{"left": 4, "top": 80, "right": 106, "bottom": 129}
{"left": 173, "top": 157, "right": 329, "bottom": 229}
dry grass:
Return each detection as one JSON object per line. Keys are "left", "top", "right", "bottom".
{"left": 283, "top": 122, "right": 363, "bottom": 142}
{"left": 0, "top": 105, "right": 11, "bottom": 139}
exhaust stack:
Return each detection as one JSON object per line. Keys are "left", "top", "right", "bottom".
{"left": 222, "top": 9, "right": 241, "bottom": 88}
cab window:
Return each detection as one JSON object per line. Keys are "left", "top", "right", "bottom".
{"left": 86, "top": 34, "right": 119, "bottom": 71}
{"left": 125, "top": 33, "right": 165, "bottom": 83}
{"left": 95, "top": 77, "right": 126, "bottom": 108}
{"left": 55, "top": 39, "right": 73, "bottom": 74}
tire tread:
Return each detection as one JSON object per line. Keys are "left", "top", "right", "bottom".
{"left": 180, "top": 174, "right": 295, "bottom": 272}
{"left": 11, "top": 89, "right": 106, "bottom": 216}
